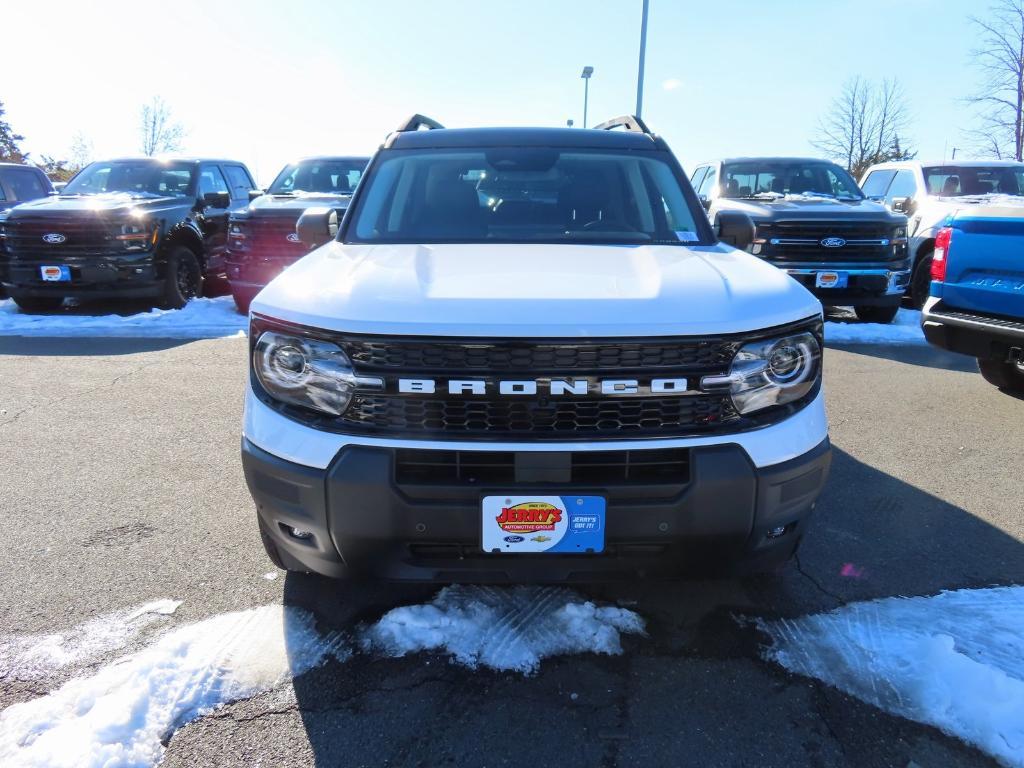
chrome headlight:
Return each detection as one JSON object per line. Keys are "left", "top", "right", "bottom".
{"left": 705, "top": 331, "right": 821, "bottom": 415}
{"left": 253, "top": 331, "right": 360, "bottom": 416}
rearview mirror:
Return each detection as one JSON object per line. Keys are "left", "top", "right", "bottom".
{"left": 715, "top": 210, "right": 755, "bottom": 251}
{"left": 296, "top": 206, "right": 338, "bottom": 248}
{"left": 201, "top": 191, "right": 231, "bottom": 209}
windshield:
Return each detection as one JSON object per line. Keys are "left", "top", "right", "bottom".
{"left": 269, "top": 159, "right": 368, "bottom": 195}
{"left": 346, "top": 148, "right": 705, "bottom": 245}
{"left": 923, "top": 166, "right": 1024, "bottom": 197}
{"left": 62, "top": 161, "right": 195, "bottom": 198}
{"left": 721, "top": 161, "right": 863, "bottom": 200}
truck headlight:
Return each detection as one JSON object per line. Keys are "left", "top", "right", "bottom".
{"left": 704, "top": 331, "right": 821, "bottom": 414}
{"left": 116, "top": 221, "right": 158, "bottom": 251}
{"left": 253, "top": 331, "right": 359, "bottom": 416}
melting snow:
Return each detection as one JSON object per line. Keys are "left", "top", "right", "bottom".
{"left": 824, "top": 308, "right": 925, "bottom": 345}
{"left": 360, "top": 585, "right": 645, "bottom": 674}
{"left": 0, "top": 600, "right": 181, "bottom": 681}
{"left": 761, "top": 586, "right": 1024, "bottom": 767}
{"left": 0, "top": 605, "right": 346, "bottom": 768}
{"left": 0, "top": 297, "right": 246, "bottom": 339}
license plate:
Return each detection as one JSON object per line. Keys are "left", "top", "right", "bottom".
{"left": 40, "top": 265, "right": 71, "bottom": 282}
{"left": 481, "top": 495, "right": 605, "bottom": 554}
{"left": 815, "top": 271, "right": 847, "bottom": 288}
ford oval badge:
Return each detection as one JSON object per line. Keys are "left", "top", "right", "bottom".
{"left": 503, "top": 535, "right": 525, "bottom": 544}
{"left": 42, "top": 233, "right": 66, "bottom": 244}
{"left": 820, "top": 237, "right": 846, "bottom": 248}
{"left": 286, "top": 232, "right": 301, "bottom": 243}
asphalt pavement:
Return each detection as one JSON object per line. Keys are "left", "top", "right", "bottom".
{"left": 0, "top": 333, "right": 1020, "bottom": 767}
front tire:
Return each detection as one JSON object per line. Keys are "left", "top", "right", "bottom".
{"left": 160, "top": 246, "right": 203, "bottom": 309}
{"left": 11, "top": 294, "right": 64, "bottom": 313}
{"left": 978, "top": 358, "right": 1024, "bottom": 393}
{"left": 854, "top": 304, "right": 900, "bottom": 324}
{"left": 909, "top": 252, "right": 933, "bottom": 309}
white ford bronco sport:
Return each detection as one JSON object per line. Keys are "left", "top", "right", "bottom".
{"left": 241, "top": 115, "right": 831, "bottom": 581}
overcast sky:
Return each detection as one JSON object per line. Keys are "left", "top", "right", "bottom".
{"left": 5, "top": 0, "right": 989, "bottom": 185}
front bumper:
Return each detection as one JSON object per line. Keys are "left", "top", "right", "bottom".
{"left": 3, "top": 256, "right": 162, "bottom": 299}
{"left": 784, "top": 267, "right": 910, "bottom": 306}
{"left": 922, "top": 297, "right": 1024, "bottom": 361}
{"left": 242, "top": 435, "right": 831, "bottom": 581}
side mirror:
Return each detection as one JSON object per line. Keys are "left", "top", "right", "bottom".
{"left": 248, "top": 189, "right": 264, "bottom": 202}
{"left": 201, "top": 191, "right": 231, "bottom": 209}
{"left": 296, "top": 206, "right": 338, "bottom": 248}
{"left": 892, "top": 197, "right": 910, "bottom": 213}
{"left": 715, "top": 210, "right": 755, "bottom": 251}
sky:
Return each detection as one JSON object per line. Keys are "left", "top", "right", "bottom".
{"left": 4, "top": 0, "right": 990, "bottom": 186}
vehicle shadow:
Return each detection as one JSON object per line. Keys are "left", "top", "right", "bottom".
{"left": 280, "top": 446, "right": 1021, "bottom": 767}
{"left": 827, "top": 342, "right": 978, "bottom": 372}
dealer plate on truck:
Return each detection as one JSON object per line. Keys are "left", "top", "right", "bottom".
{"left": 482, "top": 495, "right": 605, "bottom": 554}
{"left": 814, "top": 271, "right": 847, "bottom": 288}
{"left": 40, "top": 265, "right": 71, "bottom": 282}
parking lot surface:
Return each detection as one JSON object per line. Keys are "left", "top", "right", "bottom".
{"left": 0, "top": 334, "right": 1020, "bottom": 767}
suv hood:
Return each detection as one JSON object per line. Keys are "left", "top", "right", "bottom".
{"left": 252, "top": 242, "right": 821, "bottom": 337}
{"left": 719, "top": 196, "right": 901, "bottom": 223}
{"left": 6, "top": 192, "right": 186, "bottom": 217}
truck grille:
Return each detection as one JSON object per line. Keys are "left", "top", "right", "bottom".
{"left": 759, "top": 220, "right": 897, "bottom": 263}
{"left": 229, "top": 216, "right": 308, "bottom": 264}
{"left": 3, "top": 217, "right": 114, "bottom": 259}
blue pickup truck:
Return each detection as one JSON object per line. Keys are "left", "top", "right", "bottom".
{"left": 921, "top": 199, "right": 1024, "bottom": 393}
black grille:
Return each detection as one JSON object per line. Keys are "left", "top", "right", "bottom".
{"left": 341, "top": 338, "right": 740, "bottom": 372}
{"left": 342, "top": 394, "right": 737, "bottom": 438}
{"left": 395, "top": 448, "right": 690, "bottom": 485}
{"left": 760, "top": 220, "right": 899, "bottom": 263}
{"left": 4, "top": 217, "right": 114, "bottom": 259}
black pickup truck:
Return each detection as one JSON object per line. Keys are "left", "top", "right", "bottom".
{"left": 0, "top": 157, "right": 258, "bottom": 311}
{"left": 691, "top": 157, "right": 909, "bottom": 323}
{"left": 226, "top": 156, "right": 369, "bottom": 313}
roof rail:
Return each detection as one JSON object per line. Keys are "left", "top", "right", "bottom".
{"left": 394, "top": 114, "right": 445, "bottom": 132}
{"left": 592, "top": 115, "right": 652, "bottom": 135}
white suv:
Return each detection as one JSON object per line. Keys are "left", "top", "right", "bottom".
{"left": 860, "top": 160, "right": 1024, "bottom": 307}
{"left": 241, "top": 115, "right": 832, "bottom": 581}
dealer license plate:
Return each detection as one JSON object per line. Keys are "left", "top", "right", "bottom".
{"left": 815, "top": 271, "right": 847, "bottom": 288}
{"left": 40, "top": 265, "right": 71, "bottom": 282}
{"left": 481, "top": 495, "right": 605, "bottom": 554}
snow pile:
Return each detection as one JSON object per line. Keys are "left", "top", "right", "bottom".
{"left": 824, "top": 308, "right": 925, "bottom": 345}
{"left": 0, "top": 297, "right": 246, "bottom": 339}
{"left": 360, "top": 585, "right": 645, "bottom": 674}
{"left": 0, "top": 605, "right": 346, "bottom": 768}
{"left": 0, "top": 600, "right": 181, "bottom": 681}
{"left": 761, "top": 586, "right": 1024, "bottom": 767}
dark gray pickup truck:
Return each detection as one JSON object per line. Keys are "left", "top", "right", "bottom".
{"left": 691, "top": 157, "right": 909, "bottom": 323}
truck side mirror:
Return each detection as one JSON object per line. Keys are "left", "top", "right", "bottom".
{"left": 248, "top": 189, "right": 264, "bottom": 202}
{"left": 201, "top": 191, "right": 231, "bottom": 209}
{"left": 892, "top": 197, "right": 910, "bottom": 213}
{"left": 296, "top": 206, "right": 338, "bottom": 248}
{"left": 715, "top": 210, "right": 755, "bottom": 251}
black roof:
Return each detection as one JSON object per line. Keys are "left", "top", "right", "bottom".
{"left": 386, "top": 126, "right": 664, "bottom": 151}
{"left": 710, "top": 157, "right": 838, "bottom": 165}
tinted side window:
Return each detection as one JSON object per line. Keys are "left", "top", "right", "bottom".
{"left": 886, "top": 170, "right": 917, "bottom": 202}
{"left": 198, "top": 165, "right": 230, "bottom": 196}
{"left": 690, "top": 166, "right": 708, "bottom": 191}
{"left": 224, "top": 165, "right": 255, "bottom": 199}
{"left": 0, "top": 173, "right": 7, "bottom": 201}
{"left": 697, "top": 167, "right": 718, "bottom": 198}
{"left": 5, "top": 168, "right": 48, "bottom": 201}
{"left": 860, "top": 169, "right": 896, "bottom": 198}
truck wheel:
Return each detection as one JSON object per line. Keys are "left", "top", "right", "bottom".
{"left": 854, "top": 304, "right": 900, "bottom": 324}
{"left": 161, "top": 246, "right": 203, "bottom": 309}
{"left": 909, "top": 253, "right": 933, "bottom": 309}
{"left": 11, "top": 295, "right": 65, "bottom": 313}
{"left": 978, "top": 358, "right": 1024, "bottom": 393}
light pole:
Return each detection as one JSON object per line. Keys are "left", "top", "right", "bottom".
{"left": 580, "top": 66, "right": 594, "bottom": 128}
{"left": 636, "top": 0, "right": 649, "bottom": 118}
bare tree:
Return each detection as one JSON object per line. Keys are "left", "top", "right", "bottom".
{"left": 812, "top": 77, "right": 914, "bottom": 178}
{"left": 68, "top": 132, "right": 94, "bottom": 170}
{"left": 139, "top": 97, "right": 185, "bottom": 156}
{"left": 968, "top": 0, "right": 1024, "bottom": 160}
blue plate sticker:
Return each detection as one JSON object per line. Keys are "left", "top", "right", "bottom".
{"left": 40, "top": 265, "right": 71, "bottom": 282}
{"left": 481, "top": 495, "right": 605, "bottom": 554}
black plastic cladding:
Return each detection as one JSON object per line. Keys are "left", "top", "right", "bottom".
{"left": 248, "top": 314, "right": 824, "bottom": 442}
